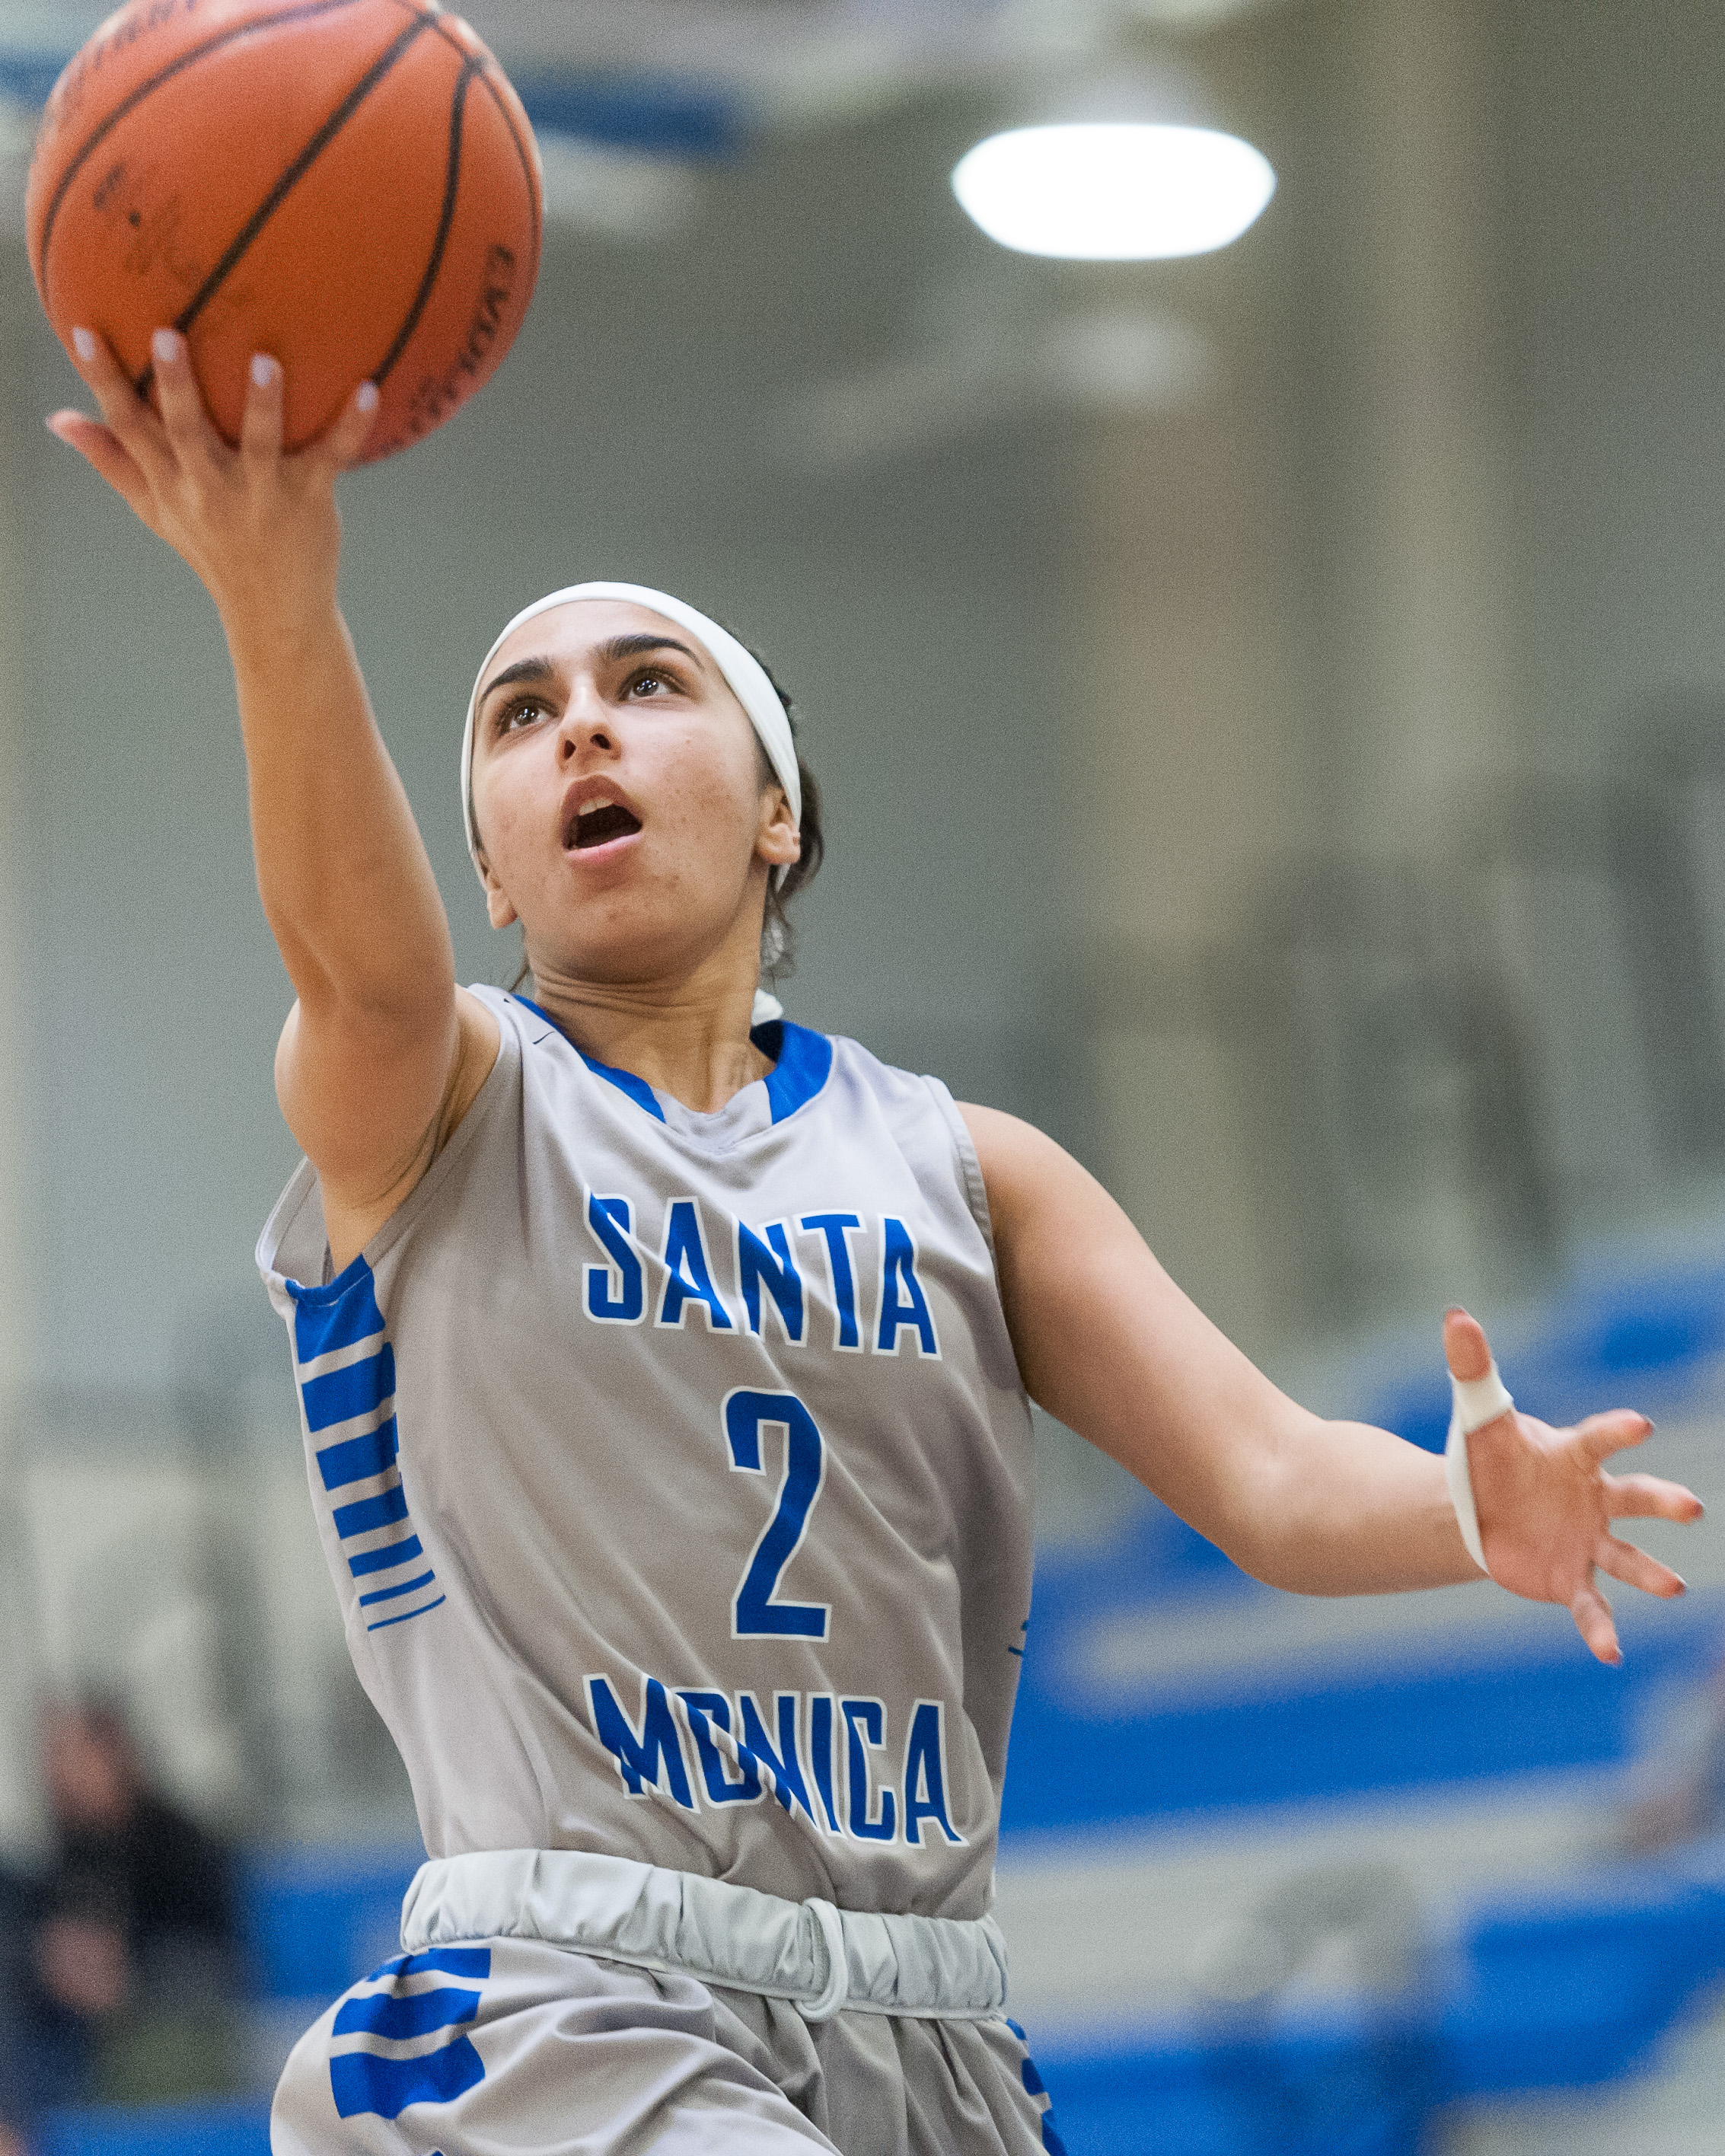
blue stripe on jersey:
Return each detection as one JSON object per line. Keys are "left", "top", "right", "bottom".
{"left": 330, "top": 2036, "right": 485, "bottom": 2119}
{"left": 358, "top": 1569, "right": 436, "bottom": 1607}
{"left": 333, "top": 1485, "right": 410, "bottom": 1539}
{"left": 286, "top": 1258, "right": 385, "bottom": 1364}
{"left": 284, "top": 1254, "right": 442, "bottom": 1635}
{"left": 368, "top": 1949, "right": 493, "bottom": 1982}
{"left": 754, "top": 1020, "right": 834, "bottom": 1124}
{"left": 349, "top": 1533, "right": 422, "bottom": 1577}
{"left": 513, "top": 995, "right": 668, "bottom": 1121}
{"left": 333, "top": 1984, "right": 480, "bottom": 2040}
{"left": 368, "top": 1594, "right": 445, "bottom": 1631}
{"left": 317, "top": 1417, "right": 400, "bottom": 1493}
{"left": 301, "top": 1345, "right": 396, "bottom": 1433}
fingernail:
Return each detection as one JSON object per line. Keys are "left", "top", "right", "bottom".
{"left": 72, "top": 327, "right": 95, "bottom": 362}
{"left": 250, "top": 352, "right": 279, "bottom": 389}
{"left": 356, "top": 381, "right": 379, "bottom": 413}
{"left": 151, "top": 328, "right": 180, "bottom": 365}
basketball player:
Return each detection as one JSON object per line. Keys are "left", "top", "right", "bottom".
{"left": 46, "top": 330, "right": 1702, "bottom": 2156}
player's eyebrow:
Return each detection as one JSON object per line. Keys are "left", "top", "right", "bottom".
{"left": 480, "top": 636, "right": 706, "bottom": 715}
{"left": 480, "top": 655, "right": 556, "bottom": 709}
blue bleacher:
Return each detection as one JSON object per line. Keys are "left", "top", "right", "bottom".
{"left": 35, "top": 2100, "right": 269, "bottom": 2156}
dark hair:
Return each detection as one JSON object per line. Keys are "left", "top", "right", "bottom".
{"left": 505, "top": 633, "right": 824, "bottom": 998}
{"left": 749, "top": 644, "right": 824, "bottom": 990}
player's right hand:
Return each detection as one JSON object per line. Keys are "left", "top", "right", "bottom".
{"left": 45, "top": 327, "right": 378, "bottom": 639}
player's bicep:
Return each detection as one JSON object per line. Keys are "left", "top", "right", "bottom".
{"left": 959, "top": 1102, "right": 1311, "bottom": 1539}
{"left": 276, "top": 984, "right": 499, "bottom": 1258}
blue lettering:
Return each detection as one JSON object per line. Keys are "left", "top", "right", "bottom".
{"left": 875, "top": 1217, "right": 939, "bottom": 1357}
{"left": 902, "top": 1699, "right": 963, "bottom": 1845}
{"left": 585, "top": 1194, "right": 645, "bottom": 1324}
{"left": 800, "top": 1213, "right": 864, "bottom": 1351}
{"left": 678, "top": 1691, "right": 762, "bottom": 1806}
{"left": 808, "top": 1694, "right": 841, "bottom": 1834}
{"left": 738, "top": 1220, "right": 804, "bottom": 1343}
{"left": 725, "top": 1389, "right": 830, "bottom": 1640}
{"left": 842, "top": 1698, "right": 898, "bottom": 1842}
{"left": 658, "top": 1198, "right": 735, "bottom": 1331}
{"left": 738, "top": 1691, "right": 817, "bottom": 1823}
{"left": 585, "top": 1675, "right": 696, "bottom": 1808}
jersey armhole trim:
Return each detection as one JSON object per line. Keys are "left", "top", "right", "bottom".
{"left": 356, "top": 991, "right": 524, "bottom": 1273}
{"left": 923, "top": 1076, "right": 999, "bottom": 1262}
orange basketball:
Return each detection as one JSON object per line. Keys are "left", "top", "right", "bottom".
{"left": 25, "top": 0, "right": 543, "bottom": 462}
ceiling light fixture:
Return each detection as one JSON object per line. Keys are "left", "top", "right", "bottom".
{"left": 952, "top": 120, "right": 1275, "bottom": 260}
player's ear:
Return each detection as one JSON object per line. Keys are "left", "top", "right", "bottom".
{"left": 477, "top": 851, "right": 519, "bottom": 930}
{"left": 757, "top": 785, "right": 800, "bottom": 869}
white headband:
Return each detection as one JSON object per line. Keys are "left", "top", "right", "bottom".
{"left": 461, "top": 581, "right": 802, "bottom": 874}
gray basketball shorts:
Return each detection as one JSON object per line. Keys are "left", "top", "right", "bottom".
{"left": 268, "top": 1938, "right": 1067, "bottom": 2155}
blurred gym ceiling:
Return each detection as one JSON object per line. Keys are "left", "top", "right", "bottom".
{"left": 0, "top": 0, "right": 1290, "bottom": 457}
{"left": 0, "top": 1, "right": 1290, "bottom": 136}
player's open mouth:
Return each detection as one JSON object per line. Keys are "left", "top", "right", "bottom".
{"left": 569, "top": 802, "right": 643, "bottom": 850}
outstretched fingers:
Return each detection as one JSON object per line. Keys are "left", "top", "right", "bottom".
{"left": 1443, "top": 1306, "right": 1493, "bottom": 1384}
{"left": 150, "top": 329, "right": 222, "bottom": 464}
{"left": 62, "top": 326, "right": 172, "bottom": 486}
{"left": 315, "top": 379, "right": 381, "bottom": 473}
{"left": 1575, "top": 1408, "right": 1656, "bottom": 1462}
{"left": 1596, "top": 1532, "right": 1685, "bottom": 1599}
{"left": 1603, "top": 1469, "right": 1706, "bottom": 1523}
{"left": 44, "top": 410, "right": 154, "bottom": 518}
{"left": 1568, "top": 1580, "right": 1621, "bottom": 1666}
{"left": 241, "top": 353, "right": 284, "bottom": 465}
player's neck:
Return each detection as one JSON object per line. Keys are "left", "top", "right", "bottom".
{"left": 527, "top": 962, "right": 772, "bottom": 1113}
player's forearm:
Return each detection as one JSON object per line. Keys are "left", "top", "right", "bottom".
{"left": 1223, "top": 1414, "right": 1482, "bottom": 1596}
{"left": 227, "top": 600, "right": 454, "bottom": 1025}
{"left": 967, "top": 1101, "right": 1484, "bottom": 1598}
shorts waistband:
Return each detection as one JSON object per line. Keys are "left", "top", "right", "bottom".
{"left": 399, "top": 1849, "right": 1010, "bottom": 2024}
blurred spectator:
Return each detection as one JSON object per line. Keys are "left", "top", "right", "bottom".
{"left": 1189, "top": 1862, "right": 1440, "bottom": 2156}
{"left": 0, "top": 1700, "right": 241, "bottom": 2138}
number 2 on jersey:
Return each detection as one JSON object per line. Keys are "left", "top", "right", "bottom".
{"left": 723, "top": 1389, "right": 830, "bottom": 1640}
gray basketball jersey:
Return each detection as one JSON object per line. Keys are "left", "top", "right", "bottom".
{"left": 257, "top": 988, "right": 1035, "bottom": 1921}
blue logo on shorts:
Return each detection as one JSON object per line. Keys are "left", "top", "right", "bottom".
{"left": 1007, "top": 2018, "right": 1067, "bottom": 2156}
{"left": 329, "top": 1947, "right": 490, "bottom": 2119}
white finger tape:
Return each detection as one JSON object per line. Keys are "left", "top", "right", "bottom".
{"left": 1445, "top": 1362, "right": 1513, "bottom": 1577}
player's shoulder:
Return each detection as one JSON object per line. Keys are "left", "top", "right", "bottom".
{"left": 821, "top": 1026, "right": 953, "bottom": 1112}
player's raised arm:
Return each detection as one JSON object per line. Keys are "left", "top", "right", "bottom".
{"left": 961, "top": 1103, "right": 1704, "bottom": 1663}
{"left": 46, "top": 330, "right": 497, "bottom": 1267}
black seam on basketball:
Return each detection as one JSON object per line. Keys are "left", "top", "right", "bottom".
{"left": 130, "top": 10, "right": 438, "bottom": 399}
{"left": 35, "top": 0, "right": 368, "bottom": 290}
{"left": 475, "top": 64, "right": 542, "bottom": 261}
{"left": 368, "top": 54, "right": 478, "bottom": 388}
{"left": 398, "top": 0, "right": 540, "bottom": 257}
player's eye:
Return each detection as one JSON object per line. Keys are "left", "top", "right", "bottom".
{"left": 624, "top": 667, "right": 677, "bottom": 699}
{"left": 493, "top": 694, "right": 547, "bottom": 733}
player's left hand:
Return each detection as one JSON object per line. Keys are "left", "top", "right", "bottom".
{"left": 1446, "top": 1307, "right": 1704, "bottom": 1665}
